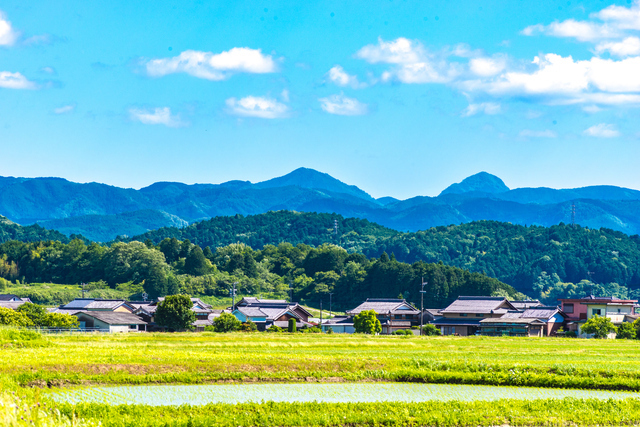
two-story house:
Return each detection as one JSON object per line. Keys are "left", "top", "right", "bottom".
{"left": 559, "top": 295, "right": 637, "bottom": 338}
{"left": 232, "top": 298, "right": 313, "bottom": 331}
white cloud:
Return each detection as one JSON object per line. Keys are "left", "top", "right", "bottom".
{"left": 0, "top": 12, "right": 18, "bottom": 46}
{"left": 462, "top": 102, "right": 501, "bottom": 116}
{"left": 129, "top": 107, "right": 185, "bottom": 127}
{"left": 596, "top": 1, "right": 640, "bottom": 31}
{"left": 327, "top": 65, "right": 366, "bottom": 88}
{"left": 319, "top": 94, "right": 368, "bottom": 116}
{"left": 356, "top": 37, "right": 459, "bottom": 84}
{"left": 0, "top": 71, "right": 36, "bottom": 89}
{"left": 519, "top": 129, "right": 557, "bottom": 138}
{"left": 595, "top": 36, "right": 640, "bottom": 57}
{"left": 522, "top": 20, "right": 619, "bottom": 42}
{"left": 583, "top": 123, "right": 620, "bottom": 137}
{"left": 225, "top": 96, "right": 288, "bottom": 119}
{"left": 469, "top": 57, "right": 506, "bottom": 77}
{"left": 146, "top": 48, "right": 277, "bottom": 81}
{"left": 40, "top": 67, "right": 56, "bottom": 75}
{"left": 54, "top": 105, "right": 75, "bottom": 114}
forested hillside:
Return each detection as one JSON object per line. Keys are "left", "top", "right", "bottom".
{"left": 0, "top": 215, "right": 73, "bottom": 244}
{"left": 0, "top": 237, "right": 517, "bottom": 310}
{"left": 127, "top": 212, "right": 640, "bottom": 303}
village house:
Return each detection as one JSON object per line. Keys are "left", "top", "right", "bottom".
{"left": 559, "top": 295, "right": 638, "bottom": 338}
{"left": 75, "top": 311, "right": 147, "bottom": 333}
{"left": 232, "top": 297, "right": 313, "bottom": 331}
{"left": 346, "top": 298, "right": 420, "bottom": 334}
{"left": 320, "top": 315, "right": 355, "bottom": 334}
{"left": 52, "top": 298, "right": 136, "bottom": 314}
{"left": 134, "top": 297, "right": 217, "bottom": 332}
{"left": 431, "top": 296, "right": 517, "bottom": 336}
{"left": 0, "top": 294, "right": 32, "bottom": 310}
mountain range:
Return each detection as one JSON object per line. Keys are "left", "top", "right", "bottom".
{"left": 0, "top": 168, "right": 639, "bottom": 241}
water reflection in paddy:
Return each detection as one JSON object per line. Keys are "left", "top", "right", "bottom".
{"left": 47, "top": 383, "right": 640, "bottom": 406}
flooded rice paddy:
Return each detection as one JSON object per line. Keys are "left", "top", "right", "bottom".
{"left": 46, "top": 383, "right": 640, "bottom": 406}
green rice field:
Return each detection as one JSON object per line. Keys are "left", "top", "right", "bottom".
{"left": 5, "top": 331, "right": 640, "bottom": 426}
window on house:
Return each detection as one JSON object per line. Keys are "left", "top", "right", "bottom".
{"left": 564, "top": 304, "right": 574, "bottom": 313}
{"left": 129, "top": 324, "right": 137, "bottom": 330}
{"left": 618, "top": 309, "right": 621, "bottom": 313}
{"left": 459, "top": 313, "right": 468, "bottom": 317}
{"left": 592, "top": 308, "right": 602, "bottom": 316}
{"left": 475, "top": 313, "right": 483, "bottom": 317}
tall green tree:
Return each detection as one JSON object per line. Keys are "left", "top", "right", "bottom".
{"left": 353, "top": 310, "right": 382, "bottom": 334}
{"left": 155, "top": 294, "right": 195, "bottom": 332}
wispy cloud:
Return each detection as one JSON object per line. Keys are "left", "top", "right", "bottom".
{"left": 226, "top": 96, "right": 288, "bottom": 119}
{"left": 583, "top": 123, "right": 620, "bottom": 138}
{"left": 319, "top": 94, "right": 368, "bottom": 116}
{"left": 0, "top": 71, "right": 37, "bottom": 89}
{"left": 145, "top": 48, "right": 277, "bottom": 81}
{"left": 0, "top": 12, "right": 18, "bottom": 46}
{"left": 462, "top": 102, "right": 501, "bottom": 117}
{"left": 54, "top": 105, "right": 75, "bottom": 114}
{"left": 519, "top": 129, "right": 557, "bottom": 138}
{"left": 129, "top": 107, "right": 186, "bottom": 127}
{"left": 326, "top": 65, "right": 366, "bottom": 89}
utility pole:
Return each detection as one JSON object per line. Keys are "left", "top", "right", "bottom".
{"left": 289, "top": 283, "right": 294, "bottom": 303}
{"left": 230, "top": 282, "right": 238, "bottom": 309}
{"left": 81, "top": 283, "right": 87, "bottom": 298}
{"left": 420, "top": 277, "right": 427, "bottom": 336}
{"left": 329, "top": 292, "right": 334, "bottom": 318}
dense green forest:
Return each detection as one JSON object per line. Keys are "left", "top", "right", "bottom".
{"left": 4, "top": 210, "right": 640, "bottom": 306}
{"left": 0, "top": 237, "right": 517, "bottom": 310}
{"left": 126, "top": 212, "right": 640, "bottom": 301}
{"left": 0, "top": 215, "right": 75, "bottom": 244}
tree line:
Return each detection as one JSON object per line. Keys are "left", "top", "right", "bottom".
{"left": 0, "top": 237, "right": 518, "bottom": 309}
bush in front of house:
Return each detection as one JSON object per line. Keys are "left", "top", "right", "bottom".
{"left": 393, "top": 329, "right": 412, "bottom": 336}
{"left": 155, "top": 294, "right": 196, "bottom": 332}
{"left": 267, "top": 325, "right": 284, "bottom": 333}
{"left": 288, "top": 318, "right": 296, "bottom": 333}
{"left": 581, "top": 315, "right": 617, "bottom": 339}
{"left": 212, "top": 312, "right": 242, "bottom": 332}
{"left": 422, "top": 324, "right": 442, "bottom": 336}
{"left": 239, "top": 320, "right": 257, "bottom": 332}
{"left": 616, "top": 322, "right": 636, "bottom": 339}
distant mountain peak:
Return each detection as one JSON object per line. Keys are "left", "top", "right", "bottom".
{"left": 255, "top": 167, "right": 374, "bottom": 200}
{"left": 439, "top": 172, "right": 510, "bottom": 196}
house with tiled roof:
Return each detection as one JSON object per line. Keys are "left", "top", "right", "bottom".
{"left": 75, "top": 311, "right": 147, "bottom": 333}
{"left": 55, "top": 298, "right": 135, "bottom": 314}
{"left": 0, "top": 294, "right": 32, "bottom": 310}
{"left": 232, "top": 298, "right": 313, "bottom": 331}
{"left": 431, "top": 296, "right": 517, "bottom": 336}
{"left": 346, "top": 298, "right": 420, "bottom": 334}
{"left": 479, "top": 306, "right": 566, "bottom": 337}
{"left": 135, "top": 297, "right": 218, "bottom": 332}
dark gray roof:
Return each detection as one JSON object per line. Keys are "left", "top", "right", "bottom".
{"left": 440, "top": 296, "right": 516, "bottom": 314}
{"left": 62, "top": 299, "right": 132, "bottom": 311}
{"left": 520, "top": 307, "right": 563, "bottom": 319}
{"left": 77, "top": 311, "right": 147, "bottom": 325}
{"left": 0, "top": 294, "right": 22, "bottom": 301}
{"left": 347, "top": 299, "right": 419, "bottom": 315}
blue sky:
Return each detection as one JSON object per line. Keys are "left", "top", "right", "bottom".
{"left": 1, "top": 0, "right": 640, "bottom": 199}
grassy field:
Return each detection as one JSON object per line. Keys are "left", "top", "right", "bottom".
{"left": 4, "top": 331, "right": 640, "bottom": 426}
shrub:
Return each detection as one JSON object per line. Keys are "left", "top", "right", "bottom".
{"left": 212, "top": 313, "right": 242, "bottom": 333}
{"left": 326, "top": 327, "right": 334, "bottom": 334}
{"left": 239, "top": 320, "right": 257, "bottom": 332}
{"left": 288, "top": 318, "right": 297, "bottom": 333}
{"left": 0, "top": 307, "right": 33, "bottom": 327}
{"left": 422, "top": 324, "right": 442, "bottom": 336}
{"left": 581, "top": 315, "right": 617, "bottom": 339}
{"left": 267, "top": 325, "right": 283, "bottom": 333}
{"left": 393, "top": 329, "right": 412, "bottom": 335}
{"left": 616, "top": 322, "right": 636, "bottom": 339}
{"left": 564, "top": 330, "right": 577, "bottom": 338}
{"left": 154, "top": 294, "right": 196, "bottom": 332}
